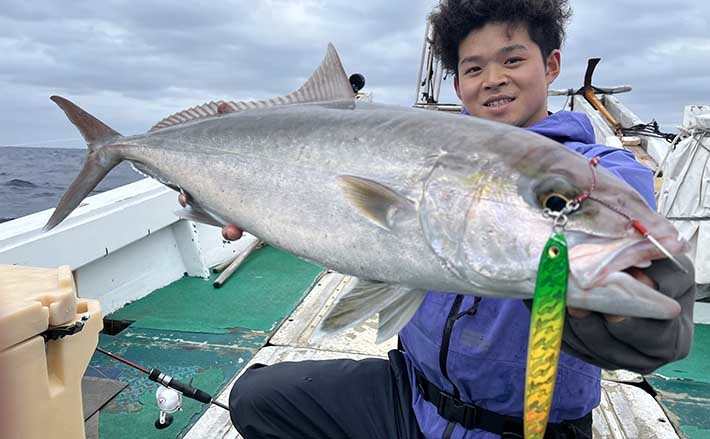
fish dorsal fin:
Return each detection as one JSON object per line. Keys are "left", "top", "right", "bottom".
{"left": 149, "top": 43, "right": 355, "bottom": 132}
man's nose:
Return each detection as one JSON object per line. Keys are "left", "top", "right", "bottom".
{"left": 483, "top": 65, "right": 508, "bottom": 89}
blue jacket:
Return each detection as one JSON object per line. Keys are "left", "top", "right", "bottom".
{"left": 399, "top": 111, "right": 656, "bottom": 438}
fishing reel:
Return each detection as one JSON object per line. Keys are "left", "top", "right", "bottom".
{"left": 154, "top": 385, "right": 182, "bottom": 429}
{"left": 95, "top": 348, "right": 231, "bottom": 431}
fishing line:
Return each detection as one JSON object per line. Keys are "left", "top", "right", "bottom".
{"left": 583, "top": 199, "right": 688, "bottom": 272}
{"left": 574, "top": 158, "right": 687, "bottom": 273}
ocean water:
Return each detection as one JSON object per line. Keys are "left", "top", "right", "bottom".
{"left": 0, "top": 146, "right": 144, "bottom": 223}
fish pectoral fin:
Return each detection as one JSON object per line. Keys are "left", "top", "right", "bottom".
{"left": 174, "top": 204, "right": 226, "bottom": 228}
{"left": 318, "top": 279, "right": 422, "bottom": 342}
{"left": 338, "top": 175, "right": 415, "bottom": 231}
{"left": 377, "top": 289, "right": 427, "bottom": 343}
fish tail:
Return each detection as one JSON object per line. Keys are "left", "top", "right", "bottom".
{"left": 44, "top": 96, "right": 124, "bottom": 231}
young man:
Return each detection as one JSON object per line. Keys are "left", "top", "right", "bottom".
{"left": 222, "top": 1, "right": 695, "bottom": 437}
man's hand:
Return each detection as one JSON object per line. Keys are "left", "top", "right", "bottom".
{"left": 561, "top": 256, "right": 695, "bottom": 373}
{"left": 567, "top": 267, "right": 657, "bottom": 323}
{"left": 178, "top": 192, "right": 244, "bottom": 241}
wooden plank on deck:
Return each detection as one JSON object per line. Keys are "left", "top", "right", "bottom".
{"left": 269, "top": 272, "right": 397, "bottom": 356}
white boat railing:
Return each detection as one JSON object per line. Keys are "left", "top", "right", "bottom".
{"left": 0, "top": 178, "right": 249, "bottom": 315}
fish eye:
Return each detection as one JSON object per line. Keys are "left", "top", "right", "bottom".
{"left": 533, "top": 176, "right": 579, "bottom": 213}
{"left": 541, "top": 193, "right": 570, "bottom": 212}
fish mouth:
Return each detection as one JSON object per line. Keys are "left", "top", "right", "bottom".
{"left": 571, "top": 235, "right": 689, "bottom": 288}
{"left": 566, "top": 235, "right": 689, "bottom": 319}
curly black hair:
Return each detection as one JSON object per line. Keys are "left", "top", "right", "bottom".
{"left": 429, "top": 0, "right": 572, "bottom": 74}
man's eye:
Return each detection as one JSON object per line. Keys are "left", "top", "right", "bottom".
{"left": 465, "top": 66, "right": 481, "bottom": 75}
{"left": 505, "top": 58, "right": 524, "bottom": 65}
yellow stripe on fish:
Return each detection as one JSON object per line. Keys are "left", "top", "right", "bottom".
{"left": 524, "top": 232, "right": 568, "bottom": 439}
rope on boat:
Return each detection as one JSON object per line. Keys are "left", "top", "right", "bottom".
{"left": 622, "top": 120, "right": 677, "bottom": 143}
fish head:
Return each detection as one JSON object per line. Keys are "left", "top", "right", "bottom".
{"left": 420, "top": 132, "right": 690, "bottom": 318}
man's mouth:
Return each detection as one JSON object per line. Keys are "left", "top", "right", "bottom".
{"left": 484, "top": 96, "right": 516, "bottom": 108}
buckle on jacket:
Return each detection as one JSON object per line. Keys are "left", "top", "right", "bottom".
{"left": 436, "top": 391, "right": 479, "bottom": 429}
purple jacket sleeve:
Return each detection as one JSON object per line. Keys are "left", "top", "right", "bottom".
{"left": 565, "top": 142, "right": 657, "bottom": 210}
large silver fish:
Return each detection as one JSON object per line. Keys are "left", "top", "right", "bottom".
{"left": 46, "top": 45, "right": 689, "bottom": 341}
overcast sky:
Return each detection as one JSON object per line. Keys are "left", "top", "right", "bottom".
{"left": 1, "top": 0, "right": 708, "bottom": 148}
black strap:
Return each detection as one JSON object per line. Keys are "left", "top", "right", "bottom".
{"left": 415, "top": 369, "right": 590, "bottom": 438}
{"left": 41, "top": 315, "right": 89, "bottom": 341}
{"left": 439, "top": 295, "right": 482, "bottom": 399}
{"left": 439, "top": 295, "right": 464, "bottom": 398}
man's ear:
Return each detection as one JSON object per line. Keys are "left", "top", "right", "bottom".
{"left": 545, "top": 49, "right": 561, "bottom": 85}
{"left": 454, "top": 74, "right": 463, "bottom": 101}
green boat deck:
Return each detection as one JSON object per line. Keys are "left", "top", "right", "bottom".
{"left": 650, "top": 323, "right": 710, "bottom": 439}
{"left": 85, "top": 244, "right": 710, "bottom": 439}
{"left": 85, "top": 245, "right": 323, "bottom": 438}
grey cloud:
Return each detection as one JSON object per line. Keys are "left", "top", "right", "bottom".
{"left": 1, "top": 0, "right": 708, "bottom": 147}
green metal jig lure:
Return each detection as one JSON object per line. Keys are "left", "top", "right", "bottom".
{"left": 524, "top": 231, "right": 569, "bottom": 439}
{"left": 522, "top": 155, "right": 685, "bottom": 438}
{"left": 523, "top": 158, "right": 595, "bottom": 438}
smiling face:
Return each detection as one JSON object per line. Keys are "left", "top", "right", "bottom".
{"left": 454, "top": 22, "right": 561, "bottom": 128}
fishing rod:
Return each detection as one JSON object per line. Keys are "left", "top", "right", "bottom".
{"left": 95, "top": 347, "right": 229, "bottom": 428}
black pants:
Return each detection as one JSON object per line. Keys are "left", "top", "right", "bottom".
{"left": 229, "top": 350, "right": 421, "bottom": 439}
{"left": 229, "top": 350, "right": 592, "bottom": 439}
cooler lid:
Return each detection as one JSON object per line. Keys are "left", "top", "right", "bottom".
{"left": 0, "top": 265, "right": 78, "bottom": 351}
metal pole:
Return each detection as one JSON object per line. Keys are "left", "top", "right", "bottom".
{"left": 435, "top": 61, "right": 444, "bottom": 104}
{"left": 213, "top": 255, "right": 239, "bottom": 274}
{"left": 415, "top": 23, "right": 430, "bottom": 105}
{"left": 213, "top": 239, "right": 264, "bottom": 288}
{"left": 423, "top": 47, "right": 435, "bottom": 102}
